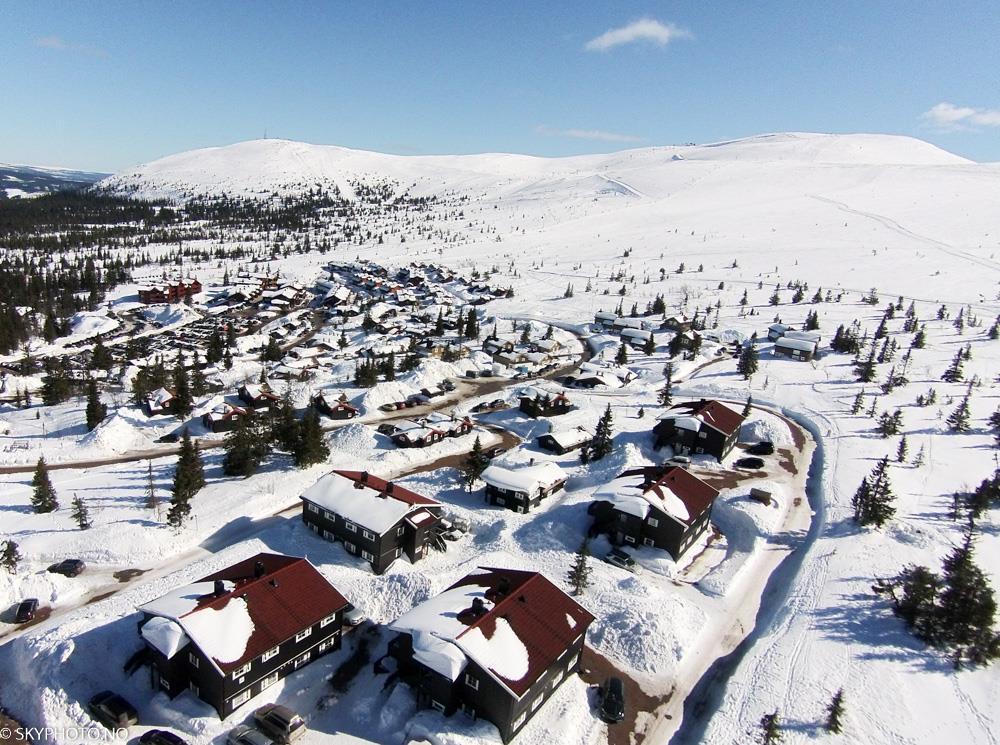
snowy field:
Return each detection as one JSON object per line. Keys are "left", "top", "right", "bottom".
{"left": 2, "top": 132, "right": 1000, "bottom": 745}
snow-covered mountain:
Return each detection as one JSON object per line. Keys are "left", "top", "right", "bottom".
{"left": 1, "top": 163, "right": 109, "bottom": 198}
{"left": 101, "top": 132, "right": 973, "bottom": 203}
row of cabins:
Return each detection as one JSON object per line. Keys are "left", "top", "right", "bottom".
{"left": 136, "top": 552, "right": 591, "bottom": 743}
{"left": 137, "top": 277, "right": 203, "bottom": 305}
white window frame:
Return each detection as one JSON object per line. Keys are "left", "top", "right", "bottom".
{"left": 531, "top": 694, "right": 543, "bottom": 712}
{"left": 698, "top": 430, "right": 707, "bottom": 439}
{"left": 643, "top": 537, "right": 655, "bottom": 547}
{"left": 647, "top": 516, "right": 659, "bottom": 527}
{"left": 231, "top": 689, "right": 251, "bottom": 709}
{"left": 261, "top": 646, "right": 279, "bottom": 663}
{"left": 189, "top": 682, "right": 200, "bottom": 697}
{"left": 318, "top": 638, "right": 335, "bottom": 653}
{"left": 232, "top": 663, "right": 251, "bottom": 679}
{"left": 362, "top": 529, "right": 375, "bottom": 541}
{"left": 188, "top": 652, "right": 199, "bottom": 668}
{"left": 293, "top": 652, "right": 310, "bottom": 669}
{"left": 624, "top": 535, "right": 636, "bottom": 544}
{"left": 464, "top": 673, "right": 479, "bottom": 690}
{"left": 295, "top": 628, "right": 312, "bottom": 643}
{"left": 345, "top": 541, "right": 356, "bottom": 553}
{"left": 320, "top": 613, "right": 337, "bottom": 628}
{"left": 362, "top": 550, "right": 375, "bottom": 562}
{"left": 431, "top": 700, "right": 446, "bottom": 713}
{"left": 512, "top": 712, "right": 527, "bottom": 730}
{"left": 159, "top": 678, "right": 171, "bottom": 692}
{"left": 261, "top": 671, "right": 279, "bottom": 689}
{"left": 307, "top": 503, "right": 319, "bottom": 514}
{"left": 345, "top": 521, "right": 357, "bottom": 533}
{"left": 396, "top": 525, "right": 405, "bottom": 537}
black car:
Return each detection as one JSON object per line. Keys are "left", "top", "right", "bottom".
{"left": 599, "top": 677, "right": 626, "bottom": 723}
{"left": 88, "top": 691, "right": 138, "bottom": 730}
{"left": 155, "top": 432, "right": 180, "bottom": 444}
{"left": 48, "top": 559, "right": 86, "bottom": 577}
{"left": 139, "top": 730, "right": 189, "bottom": 745}
{"left": 734, "top": 457, "right": 766, "bottom": 469}
{"left": 376, "top": 423, "right": 399, "bottom": 436}
{"left": 482, "top": 445, "right": 506, "bottom": 459}
{"left": 746, "top": 441, "right": 775, "bottom": 456}
{"left": 14, "top": 598, "right": 39, "bottom": 623}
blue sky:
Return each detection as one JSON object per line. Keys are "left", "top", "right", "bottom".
{"left": 3, "top": 1, "right": 1000, "bottom": 171}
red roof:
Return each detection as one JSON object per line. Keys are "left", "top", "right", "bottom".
{"left": 332, "top": 469, "right": 440, "bottom": 506}
{"left": 185, "top": 553, "right": 348, "bottom": 673}
{"left": 621, "top": 466, "right": 719, "bottom": 525}
{"left": 449, "top": 568, "right": 595, "bottom": 698}
{"left": 668, "top": 399, "right": 744, "bottom": 436}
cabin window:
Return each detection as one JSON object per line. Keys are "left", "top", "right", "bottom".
{"left": 232, "top": 663, "right": 251, "bottom": 679}
{"left": 643, "top": 537, "right": 655, "bottom": 547}
{"left": 293, "top": 652, "right": 310, "bottom": 669}
{"left": 431, "top": 700, "right": 446, "bottom": 713}
{"left": 345, "top": 521, "right": 357, "bottom": 533}
{"left": 261, "top": 671, "right": 279, "bottom": 689}
{"left": 231, "top": 689, "right": 251, "bottom": 708}
{"left": 159, "top": 678, "right": 170, "bottom": 692}
{"left": 295, "top": 628, "right": 312, "bottom": 643}
{"left": 307, "top": 503, "right": 319, "bottom": 514}
{"left": 345, "top": 541, "right": 356, "bottom": 553}
{"left": 189, "top": 682, "right": 199, "bottom": 697}
{"left": 362, "top": 550, "right": 375, "bottom": 562}
{"left": 261, "top": 646, "right": 279, "bottom": 662}
{"left": 465, "top": 674, "right": 479, "bottom": 690}
{"left": 320, "top": 613, "right": 337, "bottom": 628}
{"left": 624, "top": 535, "right": 636, "bottom": 544}
{"left": 362, "top": 529, "right": 376, "bottom": 541}
{"left": 188, "top": 652, "right": 199, "bottom": 668}
{"left": 512, "top": 712, "right": 527, "bottom": 730}
{"left": 647, "top": 516, "right": 659, "bottom": 527}
{"left": 531, "top": 694, "right": 543, "bottom": 712}
{"left": 396, "top": 525, "right": 405, "bottom": 537}
{"left": 698, "top": 431, "right": 707, "bottom": 439}
{"left": 324, "top": 510, "right": 334, "bottom": 520}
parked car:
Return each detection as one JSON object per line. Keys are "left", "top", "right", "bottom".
{"left": 603, "top": 548, "right": 640, "bottom": 574}
{"left": 734, "top": 457, "right": 766, "bottom": 469}
{"left": 441, "top": 380, "right": 456, "bottom": 391}
{"left": 48, "top": 559, "right": 86, "bottom": 577}
{"left": 482, "top": 444, "right": 506, "bottom": 459}
{"left": 599, "top": 677, "right": 626, "bottom": 723}
{"left": 376, "top": 423, "right": 399, "bottom": 436}
{"left": 746, "top": 441, "right": 775, "bottom": 456}
{"left": 88, "top": 691, "right": 138, "bottom": 730}
{"left": 155, "top": 432, "right": 180, "bottom": 444}
{"left": 139, "top": 730, "right": 190, "bottom": 745}
{"left": 343, "top": 603, "right": 367, "bottom": 627}
{"left": 379, "top": 403, "right": 399, "bottom": 412}
{"left": 253, "top": 704, "right": 307, "bottom": 743}
{"left": 444, "top": 513, "right": 471, "bottom": 533}
{"left": 666, "top": 455, "right": 691, "bottom": 466}
{"left": 13, "top": 598, "right": 39, "bottom": 623}
{"left": 226, "top": 725, "right": 271, "bottom": 745}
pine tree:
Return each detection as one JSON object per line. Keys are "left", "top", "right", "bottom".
{"left": 942, "top": 348, "right": 965, "bottom": 383}
{"left": 464, "top": 308, "right": 480, "bottom": 339}
{"left": 936, "top": 536, "right": 1000, "bottom": 667}
{"left": 566, "top": 540, "right": 592, "bottom": 597}
{"left": 586, "top": 404, "right": 615, "bottom": 462}
{"left": 855, "top": 345, "right": 877, "bottom": 383}
{"left": 223, "top": 412, "right": 270, "bottom": 477}
{"left": 757, "top": 711, "right": 783, "bottom": 744}
{"left": 850, "top": 389, "right": 865, "bottom": 415}
{"left": 946, "top": 387, "right": 973, "bottom": 432}
{"left": 737, "top": 343, "right": 759, "bottom": 380}
{"left": 461, "top": 435, "right": 489, "bottom": 491}
{"left": 769, "top": 287, "right": 781, "bottom": 306}
{"left": 896, "top": 435, "right": 908, "bottom": 463}
{"left": 825, "top": 689, "right": 845, "bottom": 734}
{"left": 30, "top": 456, "right": 59, "bottom": 513}
{"left": 144, "top": 461, "right": 159, "bottom": 512}
{"left": 71, "top": 494, "right": 92, "bottom": 530}
{"left": 659, "top": 362, "right": 674, "bottom": 406}
{"left": 294, "top": 409, "right": 330, "bottom": 467}
{"left": 271, "top": 391, "right": 300, "bottom": 453}
{"left": 223, "top": 347, "right": 233, "bottom": 370}
{"left": 852, "top": 457, "right": 895, "bottom": 527}
{"left": 643, "top": 334, "right": 655, "bottom": 355}
{"left": 173, "top": 350, "right": 193, "bottom": 417}
{"left": 191, "top": 353, "right": 207, "bottom": 397}
{"left": 615, "top": 344, "right": 628, "bottom": 366}
{"left": 85, "top": 378, "right": 107, "bottom": 431}
{"left": 912, "top": 445, "right": 926, "bottom": 468}
{"left": 172, "top": 429, "right": 205, "bottom": 513}
{"left": 1, "top": 540, "right": 21, "bottom": 574}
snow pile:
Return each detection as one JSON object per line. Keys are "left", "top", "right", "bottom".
{"left": 79, "top": 412, "right": 157, "bottom": 454}
{"left": 739, "top": 412, "right": 792, "bottom": 446}
{"left": 66, "top": 310, "right": 118, "bottom": 341}
{"left": 142, "top": 304, "right": 199, "bottom": 327}
{"left": 459, "top": 617, "right": 530, "bottom": 682}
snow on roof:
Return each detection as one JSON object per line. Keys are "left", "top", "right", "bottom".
{"left": 301, "top": 470, "right": 440, "bottom": 535}
{"left": 140, "top": 580, "right": 233, "bottom": 619}
{"left": 140, "top": 616, "right": 189, "bottom": 659}
{"left": 775, "top": 337, "right": 818, "bottom": 352}
{"left": 411, "top": 630, "right": 468, "bottom": 681}
{"left": 150, "top": 387, "right": 174, "bottom": 406}
{"left": 181, "top": 596, "right": 255, "bottom": 664}
{"left": 656, "top": 400, "right": 745, "bottom": 436}
{"left": 544, "top": 429, "right": 592, "bottom": 449}
{"left": 480, "top": 462, "right": 566, "bottom": 495}
{"left": 458, "top": 616, "right": 530, "bottom": 682}
{"left": 602, "top": 467, "right": 718, "bottom": 527}
{"left": 671, "top": 415, "right": 702, "bottom": 432}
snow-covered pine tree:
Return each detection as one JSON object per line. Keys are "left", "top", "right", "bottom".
{"left": 1, "top": 539, "right": 22, "bottom": 574}
{"left": 853, "top": 457, "right": 895, "bottom": 527}
{"left": 587, "top": 404, "right": 615, "bottom": 462}
{"left": 71, "top": 494, "right": 92, "bottom": 530}
{"left": 659, "top": 362, "right": 674, "bottom": 406}
{"left": 566, "top": 540, "right": 592, "bottom": 597}
{"left": 946, "top": 386, "right": 973, "bottom": 432}
{"left": 30, "top": 456, "right": 59, "bottom": 513}
{"left": 294, "top": 409, "right": 330, "bottom": 467}
{"left": 85, "top": 377, "right": 107, "bottom": 431}
{"left": 738, "top": 343, "right": 759, "bottom": 380}
{"left": 825, "top": 689, "right": 845, "bottom": 734}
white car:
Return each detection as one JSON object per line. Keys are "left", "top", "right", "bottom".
{"left": 343, "top": 603, "right": 367, "bottom": 627}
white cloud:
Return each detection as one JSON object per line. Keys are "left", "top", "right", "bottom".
{"left": 536, "top": 125, "right": 643, "bottom": 144}
{"left": 35, "top": 35, "right": 108, "bottom": 57}
{"left": 921, "top": 102, "right": 1000, "bottom": 131}
{"left": 585, "top": 18, "right": 691, "bottom": 52}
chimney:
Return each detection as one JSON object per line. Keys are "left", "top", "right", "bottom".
{"left": 360, "top": 471, "right": 369, "bottom": 484}
{"left": 213, "top": 580, "right": 226, "bottom": 597}
{"left": 385, "top": 482, "right": 394, "bottom": 496}
{"left": 254, "top": 560, "right": 266, "bottom": 579}
{"left": 496, "top": 576, "right": 511, "bottom": 598}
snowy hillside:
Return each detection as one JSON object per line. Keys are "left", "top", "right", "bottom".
{"left": 1, "top": 163, "right": 108, "bottom": 198}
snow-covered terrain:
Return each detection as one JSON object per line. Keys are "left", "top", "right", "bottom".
{"left": 2, "top": 132, "right": 999, "bottom": 745}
